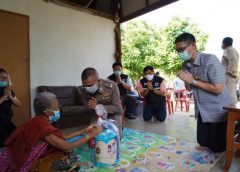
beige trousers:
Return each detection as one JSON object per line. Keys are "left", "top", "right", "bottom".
{"left": 226, "top": 75, "right": 239, "bottom": 104}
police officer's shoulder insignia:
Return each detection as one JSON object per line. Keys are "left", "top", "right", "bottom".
{"left": 98, "top": 87, "right": 104, "bottom": 93}
{"left": 102, "top": 92, "right": 111, "bottom": 97}
{"left": 102, "top": 80, "right": 114, "bottom": 89}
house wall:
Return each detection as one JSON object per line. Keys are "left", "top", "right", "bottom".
{"left": 0, "top": 0, "right": 116, "bottom": 114}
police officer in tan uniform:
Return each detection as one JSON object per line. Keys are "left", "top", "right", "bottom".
{"left": 79, "top": 67, "right": 123, "bottom": 138}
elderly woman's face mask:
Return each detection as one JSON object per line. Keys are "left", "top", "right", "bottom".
{"left": 49, "top": 110, "right": 60, "bottom": 123}
{"left": 46, "top": 98, "right": 61, "bottom": 123}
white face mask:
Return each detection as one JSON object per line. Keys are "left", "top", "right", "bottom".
{"left": 85, "top": 84, "right": 98, "bottom": 94}
{"left": 145, "top": 74, "right": 154, "bottom": 81}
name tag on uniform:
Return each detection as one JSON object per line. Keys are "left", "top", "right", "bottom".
{"left": 102, "top": 92, "right": 111, "bottom": 99}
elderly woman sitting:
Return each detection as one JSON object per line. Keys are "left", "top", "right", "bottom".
{"left": 0, "top": 92, "right": 102, "bottom": 171}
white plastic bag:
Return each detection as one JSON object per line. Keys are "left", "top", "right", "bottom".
{"left": 95, "top": 104, "right": 108, "bottom": 119}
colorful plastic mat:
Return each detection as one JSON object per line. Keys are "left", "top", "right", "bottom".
{"left": 73, "top": 128, "right": 223, "bottom": 172}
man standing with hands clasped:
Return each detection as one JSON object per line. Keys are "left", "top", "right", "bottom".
{"left": 221, "top": 37, "right": 239, "bottom": 104}
{"left": 175, "top": 32, "right": 231, "bottom": 153}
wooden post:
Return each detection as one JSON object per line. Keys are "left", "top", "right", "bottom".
{"left": 114, "top": 23, "right": 122, "bottom": 63}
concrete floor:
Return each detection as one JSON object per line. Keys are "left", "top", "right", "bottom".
{"left": 123, "top": 109, "right": 240, "bottom": 172}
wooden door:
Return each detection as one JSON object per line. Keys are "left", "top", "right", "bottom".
{"left": 0, "top": 10, "right": 30, "bottom": 126}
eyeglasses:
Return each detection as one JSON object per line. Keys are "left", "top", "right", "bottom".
{"left": 176, "top": 44, "right": 191, "bottom": 53}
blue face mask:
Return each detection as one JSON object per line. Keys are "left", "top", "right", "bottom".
{"left": 179, "top": 50, "right": 191, "bottom": 61}
{"left": 49, "top": 111, "right": 60, "bottom": 123}
{"left": 0, "top": 81, "right": 7, "bottom": 87}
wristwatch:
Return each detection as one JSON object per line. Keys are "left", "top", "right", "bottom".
{"left": 192, "top": 79, "right": 197, "bottom": 86}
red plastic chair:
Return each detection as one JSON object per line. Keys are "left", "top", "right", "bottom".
{"left": 186, "top": 91, "right": 194, "bottom": 111}
{"left": 166, "top": 88, "right": 174, "bottom": 115}
{"left": 174, "top": 89, "right": 189, "bottom": 112}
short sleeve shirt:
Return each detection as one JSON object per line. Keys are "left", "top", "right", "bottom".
{"left": 221, "top": 46, "right": 239, "bottom": 76}
{"left": 182, "top": 52, "right": 232, "bottom": 122}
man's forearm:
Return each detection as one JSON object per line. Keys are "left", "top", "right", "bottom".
{"left": 141, "top": 90, "right": 149, "bottom": 97}
{"left": 152, "top": 89, "right": 166, "bottom": 96}
{"left": 192, "top": 79, "right": 224, "bottom": 95}
{"left": 120, "top": 82, "right": 131, "bottom": 91}
{"left": 226, "top": 72, "right": 237, "bottom": 78}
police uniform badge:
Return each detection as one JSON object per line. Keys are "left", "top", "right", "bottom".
{"left": 154, "top": 82, "right": 159, "bottom": 87}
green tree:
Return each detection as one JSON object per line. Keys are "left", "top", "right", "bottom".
{"left": 157, "top": 16, "right": 208, "bottom": 75}
{"left": 121, "top": 16, "right": 208, "bottom": 81}
{"left": 121, "top": 20, "right": 160, "bottom": 81}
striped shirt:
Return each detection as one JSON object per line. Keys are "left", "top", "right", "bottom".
{"left": 183, "top": 52, "right": 232, "bottom": 123}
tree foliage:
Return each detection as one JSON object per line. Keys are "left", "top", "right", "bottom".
{"left": 121, "top": 16, "right": 208, "bottom": 81}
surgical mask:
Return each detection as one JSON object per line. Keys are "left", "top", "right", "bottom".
{"left": 0, "top": 81, "right": 7, "bottom": 87}
{"left": 49, "top": 111, "right": 60, "bottom": 123}
{"left": 114, "top": 70, "right": 122, "bottom": 76}
{"left": 85, "top": 84, "right": 98, "bottom": 94}
{"left": 179, "top": 50, "right": 191, "bottom": 61}
{"left": 145, "top": 74, "right": 154, "bottom": 81}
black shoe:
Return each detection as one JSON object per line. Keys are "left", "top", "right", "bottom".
{"left": 126, "top": 115, "right": 136, "bottom": 119}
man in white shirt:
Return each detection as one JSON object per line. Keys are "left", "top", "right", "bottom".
{"left": 221, "top": 37, "right": 239, "bottom": 104}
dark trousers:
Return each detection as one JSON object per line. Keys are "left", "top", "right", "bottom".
{"left": 0, "top": 122, "right": 16, "bottom": 147}
{"left": 143, "top": 103, "right": 166, "bottom": 122}
{"left": 197, "top": 114, "right": 227, "bottom": 153}
{"left": 121, "top": 95, "right": 136, "bottom": 116}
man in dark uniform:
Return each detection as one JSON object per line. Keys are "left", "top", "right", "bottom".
{"left": 139, "top": 66, "right": 167, "bottom": 122}
{"left": 108, "top": 62, "right": 136, "bottom": 119}
{"left": 79, "top": 67, "right": 123, "bottom": 138}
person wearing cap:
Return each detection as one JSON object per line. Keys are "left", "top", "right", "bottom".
{"left": 139, "top": 65, "right": 167, "bottom": 122}
{"left": 221, "top": 37, "right": 239, "bottom": 104}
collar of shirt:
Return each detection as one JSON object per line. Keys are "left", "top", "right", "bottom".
{"left": 186, "top": 52, "right": 201, "bottom": 68}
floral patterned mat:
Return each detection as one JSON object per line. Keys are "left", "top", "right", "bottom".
{"left": 73, "top": 128, "right": 223, "bottom": 172}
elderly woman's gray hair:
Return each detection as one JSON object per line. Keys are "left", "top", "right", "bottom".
{"left": 34, "top": 92, "right": 57, "bottom": 115}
